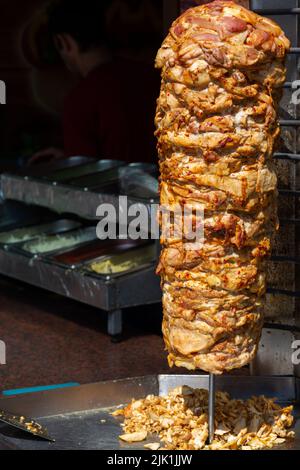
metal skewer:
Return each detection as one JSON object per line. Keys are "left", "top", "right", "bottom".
{"left": 208, "top": 373, "right": 215, "bottom": 445}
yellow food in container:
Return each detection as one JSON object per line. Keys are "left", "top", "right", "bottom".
{"left": 90, "top": 244, "right": 156, "bottom": 275}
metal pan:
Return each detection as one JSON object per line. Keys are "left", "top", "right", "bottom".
{"left": 20, "top": 226, "right": 98, "bottom": 256}
{"left": 45, "top": 159, "right": 125, "bottom": 183}
{"left": 0, "top": 219, "right": 81, "bottom": 246}
{"left": 90, "top": 163, "right": 158, "bottom": 193}
{"left": 127, "top": 163, "right": 158, "bottom": 176}
{"left": 93, "top": 182, "right": 121, "bottom": 195}
{"left": 118, "top": 165, "right": 159, "bottom": 199}
{"left": 18, "top": 156, "right": 95, "bottom": 178}
{"left": 0, "top": 216, "right": 42, "bottom": 233}
{"left": 0, "top": 202, "right": 57, "bottom": 233}
{"left": 69, "top": 166, "right": 123, "bottom": 189}
{"left": 85, "top": 243, "right": 157, "bottom": 278}
{"left": 51, "top": 238, "right": 149, "bottom": 266}
{"left": 92, "top": 175, "right": 158, "bottom": 200}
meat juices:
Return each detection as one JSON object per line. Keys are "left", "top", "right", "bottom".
{"left": 155, "top": 0, "right": 290, "bottom": 374}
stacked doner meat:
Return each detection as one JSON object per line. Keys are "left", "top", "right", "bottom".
{"left": 155, "top": 0, "right": 290, "bottom": 374}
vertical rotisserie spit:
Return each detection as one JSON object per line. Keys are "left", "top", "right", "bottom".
{"left": 155, "top": 0, "right": 290, "bottom": 374}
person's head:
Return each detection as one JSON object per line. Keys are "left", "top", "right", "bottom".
{"left": 47, "top": 0, "right": 110, "bottom": 76}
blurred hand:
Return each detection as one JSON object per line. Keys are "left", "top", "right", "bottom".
{"left": 27, "top": 147, "right": 65, "bottom": 166}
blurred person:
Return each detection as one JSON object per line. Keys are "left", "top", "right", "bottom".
{"left": 30, "top": 0, "right": 161, "bottom": 165}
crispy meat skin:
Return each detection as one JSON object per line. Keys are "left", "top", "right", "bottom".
{"left": 155, "top": 0, "right": 290, "bottom": 374}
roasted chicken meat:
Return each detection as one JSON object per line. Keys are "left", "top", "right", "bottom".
{"left": 155, "top": 0, "right": 290, "bottom": 374}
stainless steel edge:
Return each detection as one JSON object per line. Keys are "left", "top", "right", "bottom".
{"left": 0, "top": 376, "right": 159, "bottom": 418}
{"left": 1, "top": 174, "right": 152, "bottom": 222}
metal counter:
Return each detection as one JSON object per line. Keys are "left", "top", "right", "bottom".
{"left": 0, "top": 168, "right": 160, "bottom": 336}
{"left": 0, "top": 246, "right": 161, "bottom": 335}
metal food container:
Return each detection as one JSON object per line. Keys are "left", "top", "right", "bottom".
{"left": 91, "top": 164, "right": 159, "bottom": 199}
{"left": 0, "top": 201, "right": 61, "bottom": 232}
{"left": 45, "top": 159, "right": 125, "bottom": 183}
{"left": 0, "top": 219, "right": 81, "bottom": 245}
{"left": 20, "top": 227, "right": 98, "bottom": 255}
{"left": 86, "top": 243, "right": 157, "bottom": 277}
{"left": 69, "top": 163, "right": 125, "bottom": 189}
{"left": 127, "top": 162, "right": 158, "bottom": 176}
{"left": 92, "top": 182, "right": 120, "bottom": 195}
{"left": 19, "top": 156, "right": 95, "bottom": 178}
{"left": 51, "top": 238, "right": 149, "bottom": 266}
{"left": 119, "top": 167, "right": 159, "bottom": 199}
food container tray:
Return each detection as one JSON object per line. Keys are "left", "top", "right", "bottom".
{"left": 0, "top": 219, "right": 81, "bottom": 246}
{"left": 19, "top": 226, "right": 98, "bottom": 256}
{"left": 19, "top": 156, "right": 95, "bottom": 178}
{"left": 127, "top": 163, "right": 158, "bottom": 176}
{"left": 51, "top": 239, "right": 149, "bottom": 266}
{"left": 45, "top": 159, "right": 125, "bottom": 183}
{"left": 69, "top": 167, "right": 122, "bottom": 189}
{"left": 0, "top": 202, "right": 61, "bottom": 232}
{"left": 84, "top": 243, "right": 157, "bottom": 278}
{"left": 0, "top": 375, "right": 299, "bottom": 450}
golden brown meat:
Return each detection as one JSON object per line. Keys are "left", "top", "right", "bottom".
{"left": 155, "top": 0, "right": 290, "bottom": 374}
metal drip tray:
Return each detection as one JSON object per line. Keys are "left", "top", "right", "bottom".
{"left": 0, "top": 375, "right": 299, "bottom": 450}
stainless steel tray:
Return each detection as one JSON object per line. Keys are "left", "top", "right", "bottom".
{"left": 19, "top": 156, "right": 95, "bottom": 178}
{"left": 127, "top": 163, "right": 158, "bottom": 175}
{"left": 1, "top": 174, "right": 152, "bottom": 221}
{"left": 0, "top": 201, "right": 62, "bottom": 233}
{"left": 19, "top": 226, "right": 97, "bottom": 256}
{"left": 68, "top": 163, "right": 156, "bottom": 189}
{"left": 0, "top": 219, "right": 81, "bottom": 246}
{"left": 83, "top": 243, "right": 157, "bottom": 279}
{"left": 45, "top": 160, "right": 125, "bottom": 183}
{"left": 69, "top": 169, "right": 121, "bottom": 189}
{"left": 0, "top": 247, "right": 161, "bottom": 311}
{"left": 50, "top": 239, "right": 150, "bottom": 267}
{"left": 0, "top": 375, "right": 298, "bottom": 450}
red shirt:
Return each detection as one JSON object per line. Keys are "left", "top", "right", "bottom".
{"left": 63, "top": 59, "right": 160, "bottom": 163}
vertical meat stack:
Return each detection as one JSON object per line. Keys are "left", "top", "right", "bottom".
{"left": 155, "top": 0, "right": 290, "bottom": 374}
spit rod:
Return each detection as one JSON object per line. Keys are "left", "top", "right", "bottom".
{"left": 208, "top": 373, "right": 215, "bottom": 445}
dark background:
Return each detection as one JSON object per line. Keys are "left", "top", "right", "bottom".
{"left": 0, "top": 1, "right": 63, "bottom": 168}
{"left": 0, "top": 1, "right": 249, "bottom": 171}
{"left": 0, "top": 0, "right": 165, "bottom": 170}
